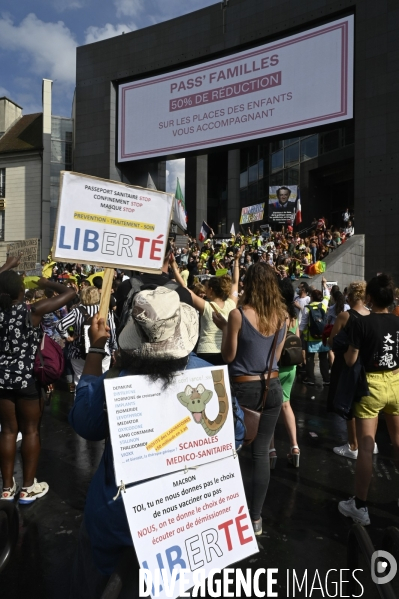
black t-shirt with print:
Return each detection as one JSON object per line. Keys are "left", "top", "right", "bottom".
{"left": 348, "top": 312, "right": 399, "bottom": 372}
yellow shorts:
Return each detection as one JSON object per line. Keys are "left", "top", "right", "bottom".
{"left": 353, "top": 370, "right": 399, "bottom": 418}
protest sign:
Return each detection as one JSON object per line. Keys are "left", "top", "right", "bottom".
{"left": 104, "top": 366, "right": 235, "bottom": 485}
{"left": 124, "top": 456, "right": 258, "bottom": 599}
{"left": 7, "top": 239, "right": 40, "bottom": 272}
{"left": 239, "top": 203, "right": 265, "bottom": 225}
{"left": 268, "top": 185, "right": 297, "bottom": 226}
{"left": 53, "top": 172, "right": 174, "bottom": 273}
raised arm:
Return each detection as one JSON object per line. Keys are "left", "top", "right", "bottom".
{"left": 30, "top": 278, "right": 77, "bottom": 327}
{"left": 69, "top": 316, "right": 111, "bottom": 441}
{"left": 170, "top": 257, "right": 187, "bottom": 288}
{"left": 229, "top": 245, "right": 244, "bottom": 305}
{"left": 170, "top": 255, "right": 206, "bottom": 314}
{"left": 0, "top": 255, "right": 22, "bottom": 274}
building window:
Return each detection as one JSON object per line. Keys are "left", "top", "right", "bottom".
{"left": 320, "top": 129, "right": 341, "bottom": 154}
{"left": 271, "top": 150, "right": 283, "bottom": 173}
{"left": 248, "top": 163, "right": 258, "bottom": 184}
{"left": 0, "top": 211, "right": 4, "bottom": 241}
{"left": 258, "top": 159, "right": 264, "bottom": 180}
{"left": 284, "top": 142, "right": 299, "bottom": 167}
{"left": 240, "top": 170, "right": 248, "bottom": 189}
{"left": 0, "top": 169, "right": 5, "bottom": 198}
{"left": 300, "top": 135, "right": 318, "bottom": 162}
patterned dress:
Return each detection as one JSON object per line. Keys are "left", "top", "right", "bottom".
{"left": 0, "top": 303, "right": 41, "bottom": 390}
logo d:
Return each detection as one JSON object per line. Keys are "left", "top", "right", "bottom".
{"left": 371, "top": 550, "right": 397, "bottom": 585}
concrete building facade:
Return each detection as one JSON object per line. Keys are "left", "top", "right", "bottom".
{"left": 74, "top": 0, "right": 399, "bottom": 280}
{"left": 0, "top": 82, "right": 73, "bottom": 263}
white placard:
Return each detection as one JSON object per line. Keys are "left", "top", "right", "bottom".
{"left": 124, "top": 456, "right": 258, "bottom": 599}
{"left": 104, "top": 366, "right": 235, "bottom": 485}
{"left": 53, "top": 172, "right": 174, "bottom": 273}
{"left": 118, "top": 16, "right": 353, "bottom": 161}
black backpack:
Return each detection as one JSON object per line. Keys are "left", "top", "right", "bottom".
{"left": 117, "top": 276, "right": 179, "bottom": 338}
{"left": 279, "top": 331, "right": 303, "bottom": 367}
{"left": 307, "top": 303, "right": 327, "bottom": 339}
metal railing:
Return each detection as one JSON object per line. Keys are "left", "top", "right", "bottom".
{"left": 348, "top": 524, "right": 397, "bottom": 599}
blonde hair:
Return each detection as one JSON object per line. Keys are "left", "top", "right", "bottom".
{"left": 80, "top": 286, "right": 100, "bottom": 306}
{"left": 347, "top": 281, "right": 366, "bottom": 303}
{"left": 191, "top": 282, "right": 206, "bottom": 297}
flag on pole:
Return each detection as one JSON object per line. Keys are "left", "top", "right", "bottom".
{"left": 146, "top": 173, "right": 157, "bottom": 190}
{"left": 295, "top": 188, "right": 302, "bottom": 226}
{"left": 172, "top": 177, "right": 187, "bottom": 230}
{"left": 230, "top": 223, "right": 235, "bottom": 236}
{"left": 199, "top": 221, "right": 212, "bottom": 242}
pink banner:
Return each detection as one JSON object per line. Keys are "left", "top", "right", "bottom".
{"left": 169, "top": 71, "right": 282, "bottom": 112}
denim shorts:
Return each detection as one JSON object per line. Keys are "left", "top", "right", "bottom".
{"left": 232, "top": 377, "right": 283, "bottom": 412}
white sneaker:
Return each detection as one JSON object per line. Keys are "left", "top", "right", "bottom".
{"left": 333, "top": 443, "right": 358, "bottom": 459}
{"left": 16, "top": 432, "right": 22, "bottom": 442}
{"left": 19, "top": 479, "right": 49, "bottom": 504}
{"left": 338, "top": 497, "right": 370, "bottom": 526}
{"left": 1, "top": 477, "right": 19, "bottom": 501}
{"left": 373, "top": 443, "right": 379, "bottom": 455}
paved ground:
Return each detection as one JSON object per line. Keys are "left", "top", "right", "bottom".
{"left": 1, "top": 368, "right": 399, "bottom": 599}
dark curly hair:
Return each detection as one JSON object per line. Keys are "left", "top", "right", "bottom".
{"left": 117, "top": 351, "right": 189, "bottom": 390}
{"left": 0, "top": 271, "right": 24, "bottom": 311}
{"left": 366, "top": 273, "right": 394, "bottom": 308}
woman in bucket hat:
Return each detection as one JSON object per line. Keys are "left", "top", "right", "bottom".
{"left": 68, "top": 287, "right": 210, "bottom": 597}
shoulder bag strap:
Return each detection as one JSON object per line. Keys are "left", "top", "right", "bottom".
{"left": 209, "top": 302, "right": 221, "bottom": 314}
{"left": 260, "top": 329, "right": 280, "bottom": 410}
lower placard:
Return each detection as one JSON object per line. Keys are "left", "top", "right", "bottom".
{"left": 123, "top": 455, "right": 258, "bottom": 599}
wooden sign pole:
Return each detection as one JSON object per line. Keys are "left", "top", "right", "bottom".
{"left": 98, "top": 268, "right": 114, "bottom": 324}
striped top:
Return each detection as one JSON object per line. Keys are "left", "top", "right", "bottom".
{"left": 56, "top": 304, "right": 117, "bottom": 359}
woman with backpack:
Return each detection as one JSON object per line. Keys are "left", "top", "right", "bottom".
{"left": 327, "top": 281, "right": 375, "bottom": 458}
{"left": 56, "top": 286, "right": 117, "bottom": 389}
{"left": 213, "top": 262, "right": 287, "bottom": 536}
{"left": 299, "top": 277, "right": 330, "bottom": 385}
{"left": 0, "top": 263, "right": 76, "bottom": 503}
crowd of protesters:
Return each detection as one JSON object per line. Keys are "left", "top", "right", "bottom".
{"left": 172, "top": 210, "right": 355, "bottom": 284}
{"left": 1, "top": 208, "right": 399, "bottom": 594}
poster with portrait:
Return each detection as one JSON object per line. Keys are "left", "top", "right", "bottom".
{"left": 268, "top": 185, "right": 297, "bottom": 226}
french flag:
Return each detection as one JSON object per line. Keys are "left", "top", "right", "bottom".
{"left": 199, "top": 221, "right": 212, "bottom": 242}
{"left": 295, "top": 189, "right": 302, "bottom": 226}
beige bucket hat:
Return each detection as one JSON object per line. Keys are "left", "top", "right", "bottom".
{"left": 118, "top": 287, "right": 198, "bottom": 359}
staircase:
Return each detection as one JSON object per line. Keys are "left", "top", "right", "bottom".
{"left": 300, "top": 234, "right": 365, "bottom": 290}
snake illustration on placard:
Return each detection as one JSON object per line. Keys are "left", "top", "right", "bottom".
{"left": 177, "top": 369, "right": 229, "bottom": 436}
